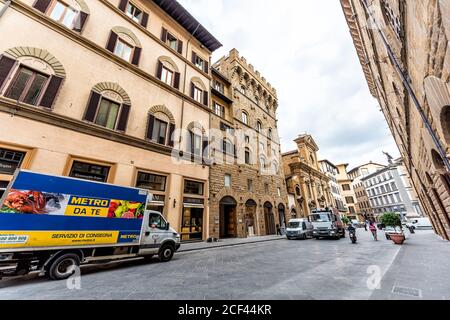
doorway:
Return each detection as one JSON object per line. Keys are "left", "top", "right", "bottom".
{"left": 278, "top": 204, "right": 286, "bottom": 230}
{"left": 245, "top": 199, "right": 257, "bottom": 237}
{"left": 219, "top": 196, "right": 238, "bottom": 238}
{"left": 264, "top": 202, "right": 275, "bottom": 235}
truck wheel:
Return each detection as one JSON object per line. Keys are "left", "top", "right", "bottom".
{"left": 47, "top": 253, "right": 80, "bottom": 281}
{"left": 158, "top": 244, "right": 175, "bottom": 262}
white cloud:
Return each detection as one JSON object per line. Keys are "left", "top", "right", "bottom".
{"left": 179, "top": 0, "right": 400, "bottom": 168}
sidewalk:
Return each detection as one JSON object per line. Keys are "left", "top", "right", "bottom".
{"left": 370, "top": 230, "right": 450, "bottom": 300}
{"left": 178, "top": 235, "right": 285, "bottom": 252}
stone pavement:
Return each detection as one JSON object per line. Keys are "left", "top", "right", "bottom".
{"left": 370, "top": 229, "right": 450, "bottom": 300}
{"left": 178, "top": 235, "right": 285, "bottom": 252}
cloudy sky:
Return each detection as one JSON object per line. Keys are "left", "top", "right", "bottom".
{"left": 179, "top": 0, "right": 400, "bottom": 170}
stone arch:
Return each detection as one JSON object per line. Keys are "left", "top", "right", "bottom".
{"left": 92, "top": 82, "right": 131, "bottom": 105}
{"left": 4, "top": 47, "right": 66, "bottom": 77}
{"left": 431, "top": 149, "right": 447, "bottom": 174}
{"left": 424, "top": 76, "right": 450, "bottom": 142}
{"left": 70, "top": 0, "right": 90, "bottom": 14}
{"left": 191, "top": 76, "right": 207, "bottom": 91}
{"left": 187, "top": 121, "right": 206, "bottom": 134}
{"left": 148, "top": 105, "right": 175, "bottom": 124}
{"left": 111, "top": 26, "right": 142, "bottom": 47}
{"left": 158, "top": 56, "right": 180, "bottom": 73}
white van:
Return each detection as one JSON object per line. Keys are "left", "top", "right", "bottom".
{"left": 408, "top": 217, "right": 433, "bottom": 230}
{"left": 286, "top": 219, "right": 314, "bottom": 240}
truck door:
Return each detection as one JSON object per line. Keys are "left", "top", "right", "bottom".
{"left": 140, "top": 212, "right": 168, "bottom": 254}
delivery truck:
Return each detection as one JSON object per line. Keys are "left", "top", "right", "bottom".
{"left": 309, "top": 208, "right": 346, "bottom": 240}
{"left": 0, "top": 170, "right": 181, "bottom": 280}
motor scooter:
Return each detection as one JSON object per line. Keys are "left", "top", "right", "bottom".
{"left": 349, "top": 230, "right": 357, "bottom": 244}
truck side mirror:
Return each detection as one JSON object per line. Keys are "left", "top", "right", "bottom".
{"left": 166, "top": 222, "right": 170, "bottom": 231}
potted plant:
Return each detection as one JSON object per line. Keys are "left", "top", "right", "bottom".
{"left": 341, "top": 216, "right": 350, "bottom": 226}
{"left": 380, "top": 212, "right": 405, "bottom": 245}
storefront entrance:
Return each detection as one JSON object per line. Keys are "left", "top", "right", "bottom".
{"left": 181, "top": 207, "right": 204, "bottom": 241}
{"left": 264, "top": 202, "right": 276, "bottom": 235}
{"left": 278, "top": 204, "right": 286, "bottom": 230}
{"left": 245, "top": 199, "right": 257, "bottom": 237}
{"left": 219, "top": 196, "right": 237, "bottom": 238}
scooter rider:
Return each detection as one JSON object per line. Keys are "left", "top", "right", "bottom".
{"left": 347, "top": 223, "right": 357, "bottom": 243}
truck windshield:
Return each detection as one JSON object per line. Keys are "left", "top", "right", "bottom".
{"left": 288, "top": 222, "right": 300, "bottom": 228}
{"left": 310, "top": 214, "right": 331, "bottom": 222}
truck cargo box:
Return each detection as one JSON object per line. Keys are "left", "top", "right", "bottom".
{"left": 0, "top": 171, "right": 150, "bottom": 251}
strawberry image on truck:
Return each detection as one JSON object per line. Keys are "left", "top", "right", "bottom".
{"left": 0, "top": 170, "right": 180, "bottom": 280}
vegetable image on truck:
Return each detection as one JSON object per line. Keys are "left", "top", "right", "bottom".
{"left": 0, "top": 170, "right": 181, "bottom": 280}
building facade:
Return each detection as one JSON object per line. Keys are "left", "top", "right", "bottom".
{"left": 319, "top": 159, "right": 347, "bottom": 213}
{"left": 336, "top": 163, "right": 359, "bottom": 220}
{"left": 208, "top": 49, "right": 289, "bottom": 238}
{"left": 283, "top": 135, "right": 334, "bottom": 218}
{"left": 0, "top": 0, "right": 222, "bottom": 242}
{"left": 348, "top": 162, "right": 386, "bottom": 220}
{"left": 341, "top": 0, "right": 450, "bottom": 239}
{"left": 362, "top": 158, "right": 424, "bottom": 220}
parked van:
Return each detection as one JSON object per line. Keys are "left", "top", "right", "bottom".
{"left": 286, "top": 219, "right": 314, "bottom": 240}
{"left": 408, "top": 217, "right": 433, "bottom": 230}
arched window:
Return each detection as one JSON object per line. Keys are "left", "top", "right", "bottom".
{"left": 156, "top": 57, "right": 180, "bottom": 89}
{"left": 83, "top": 82, "right": 131, "bottom": 132}
{"left": 186, "top": 122, "right": 205, "bottom": 157}
{"left": 190, "top": 78, "right": 208, "bottom": 106}
{"left": 295, "top": 186, "right": 302, "bottom": 196}
{"left": 310, "top": 154, "right": 315, "bottom": 165}
{"left": 441, "top": 106, "right": 450, "bottom": 145}
{"left": 272, "top": 161, "right": 279, "bottom": 174}
{"left": 33, "top": 0, "right": 90, "bottom": 32}
{"left": 239, "top": 86, "right": 246, "bottom": 95}
{"left": 0, "top": 48, "right": 65, "bottom": 109}
{"left": 245, "top": 148, "right": 251, "bottom": 165}
{"left": 242, "top": 111, "right": 249, "bottom": 125}
{"left": 118, "top": 0, "right": 149, "bottom": 28}
{"left": 146, "top": 106, "right": 176, "bottom": 147}
{"left": 256, "top": 121, "right": 262, "bottom": 133}
{"left": 106, "top": 27, "right": 142, "bottom": 66}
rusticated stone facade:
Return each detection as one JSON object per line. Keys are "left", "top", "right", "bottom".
{"left": 341, "top": 0, "right": 450, "bottom": 239}
{"left": 208, "top": 49, "right": 289, "bottom": 239}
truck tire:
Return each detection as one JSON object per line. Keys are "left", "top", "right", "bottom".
{"left": 158, "top": 244, "right": 175, "bottom": 262}
{"left": 47, "top": 253, "right": 80, "bottom": 281}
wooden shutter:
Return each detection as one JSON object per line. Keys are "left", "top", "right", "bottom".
{"left": 131, "top": 47, "right": 141, "bottom": 66}
{"left": 141, "top": 12, "right": 149, "bottom": 28}
{"left": 116, "top": 104, "right": 130, "bottom": 132}
{"left": 40, "top": 76, "right": 64, "bottom": 109}
{"left": 106, "top": 31, "right": 118, "bottom": 53}
{"left": 156, "top": 61, "right": 163, "bottom": 79}
{"left": 74, "top": 12, "right": 88, "bottom": 33}
{"left": 203, "top": 90, "right": 209, "bottom": 106}
{"left": 146, "top": 114, "right": 155, "bottom": 140}
{"left": 33, "top": 0, "right": 51, "bottom": 13}
{"left": 191, "top": 51, "right": 197, "bottom": 64}
{"left": 190, "top": 82, "right": 195, "bottom": 99}
{"left": 0, "top": 55, "right": 16, "bottom": 91}
{"left": 168, "top": 123, "right": 176, "bottom": 147}
{"left": 173, "top": 72, "right": 180, "bottom": 89}
{"left": 177, "top": 40, "right": 183, "bottom": 55}
{"left": 204, "top": 61, "right": 209, "bottom": 74}
{"left": 161, "top": 28, "right": 168, "bottom": 42}
{"left": 84, "top": 91, "right": 101, "bottom": 122}
{"left": 202, "top": 138, "right": 209, "bottom": 160}
{"left": 118, "top": 0, "right": 128, "bottom": 12}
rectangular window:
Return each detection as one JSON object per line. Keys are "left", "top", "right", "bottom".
{"left": 136, "top": 172, "right": 166, "bottom": 191}
{"left": 213, "top": 102, "right": 225, "bottom": 118}
{"left": 342, "top": 184, "right": 351, "bottom": 191}
{"left": 277, "top": 187, "right": 281, "bottom": 197}
{"left": 151, "top": 118, "right": 168, "bottom": 145}
{"left": 245, "top": 135, "right": 250, "bottom": 144}
{"left": 247, "top": 179, "right": 253, "bottom": 192}
{"left": 389, "top": 194, "right": 395, "bottom": 203}
{"left": 391, "top": 182, "right": 398, "bottom": 191}
{"left": 184, "top": 180, "right": 204, "bottom": 195}
{"left": 69, "top": 161, "right": 110, "bottom": 182}
{"left": 49, "top": 1, "right": 78, "bottom": 28}
{"left": 345, "top": 197, "right": 355, "bottom": 204}
{"left": 95, "top": 98, "right": 120, "bottom": 130}
{"left": 213, "top": 80, "right": 224, "bottom": 94}
{"left": 194, "top": 55, "right": 204, "bottom": 70}
{"left": 6, "top": 67, "right": 49, "bottom": 106}
{"left": 190, "top": 132, "right": 202, "bottom": 156}
{"left": 222, "top": 139, "right": 234, "bottom": 155}
{"left": 193, "top": 86, "right": 203, "bottom": 103}
{"left": 126, "top": 2, "right": 143, "bottom": 23}
{"left": 114, "top": 38, "right": 133, "bottom": 62}
{"left": 0, "top": 148, "right": 26, "bottom": 175}
{"left": 349, "top": 206, "right": 356, "bottom": 214}
{"left": 166, "top": 33, "right": 178, "bottom": 51}
{"left": 161, "top": 66, "right": 174, "bottom": 86}
{"left": 224, "top": 174, "right": 231, "bottom": 187}
{"left": 0, "top": 181, "right": 8, "bottom": 199}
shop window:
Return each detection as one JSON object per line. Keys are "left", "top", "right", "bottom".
{"left": 184, "top": 180, "right": 204, "bottom": 196}
{"left": 136, "top": 172, "right": 166, "bottom": 191}
{"left": 0, "top": 181, "right": 8, "bottom": 198}
{"left": 69, "top": 161, "right": 110, "bottom": 182}
{"left": 0, "top": 148, "right": 26, "bottom": 175}
{"left": 181, "top": 207, "right": 203, "bottom": 241}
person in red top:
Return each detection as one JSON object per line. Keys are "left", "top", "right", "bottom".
{"left": 369, "top": 221, "right": 378, "bottom": 241}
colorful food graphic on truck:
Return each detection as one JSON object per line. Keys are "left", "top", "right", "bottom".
{"left": 0, "top": 171, "right": 149, "bottom": 248}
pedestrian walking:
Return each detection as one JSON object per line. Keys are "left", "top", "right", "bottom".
{"left": 369, "top": 222, "right": 378, "bottom": 241}
{"left": 276, "top": 224, "right": 281, "bottom": 235}
{"left": 364, "top": 221, "right": 368, "bottom": 232}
